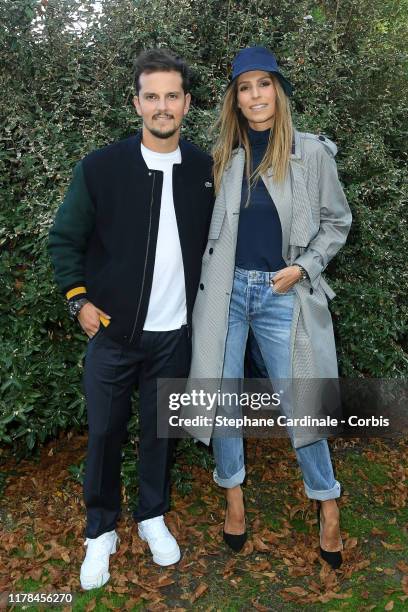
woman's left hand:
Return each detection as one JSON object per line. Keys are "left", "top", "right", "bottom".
{"left": 271, "top": 266, "right": 302, "bottom": 293}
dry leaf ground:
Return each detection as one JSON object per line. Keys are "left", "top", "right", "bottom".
{"left": 1, "top": 434, "right": 407, "bottom": 611}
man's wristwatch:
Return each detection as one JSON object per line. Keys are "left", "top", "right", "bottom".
{"left": 68, "top": 297, "right": 89, "bottom": 320}
{"left": 294, "top": 265, "right": 309, "bottom": 281}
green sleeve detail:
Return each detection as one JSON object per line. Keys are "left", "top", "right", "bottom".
{"left": 48, "top": 160, "right": 95, "bottom": 294}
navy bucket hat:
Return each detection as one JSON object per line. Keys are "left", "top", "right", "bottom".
{"left": 229, "top": 46, "right": 293, "bottom": 97}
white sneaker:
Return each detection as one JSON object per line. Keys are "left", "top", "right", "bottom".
{"left": 80, "top": 530, "right": 119, "bottom": 590}
{"left": 138, "top": 515, "right": 180, "bottom": 566}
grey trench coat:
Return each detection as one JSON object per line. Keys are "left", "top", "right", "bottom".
{"left": 184, "top": 129, "right": 352, "bottom": 448}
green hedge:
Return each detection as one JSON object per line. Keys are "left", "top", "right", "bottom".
{"left": 1, "top": 0, "right": 407, "bottom": 457}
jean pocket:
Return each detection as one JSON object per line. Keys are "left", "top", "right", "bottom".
{"left": 271, "top": 284, "right": 295, "bottom": 296}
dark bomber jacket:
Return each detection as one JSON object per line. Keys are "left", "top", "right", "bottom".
{"left": 48, "top": 131, "right": 214, "bottom": 345}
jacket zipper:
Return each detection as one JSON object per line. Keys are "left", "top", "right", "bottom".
{"left": 129, "top": 172, "right": 156, "bottom": 343}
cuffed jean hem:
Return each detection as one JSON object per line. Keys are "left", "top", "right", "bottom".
{"left": 304, "top": 479, "right": 341, "bottom": 501}
{"left": 213, "top": 465, "right": 246, "bottom": 489}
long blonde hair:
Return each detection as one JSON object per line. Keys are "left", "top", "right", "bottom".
{"left": 212, "top": 73, "right": 293, "bottom": 196}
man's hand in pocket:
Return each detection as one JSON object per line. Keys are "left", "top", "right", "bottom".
{"left": 78, "top": 302, "right": 111, "bottom": 338}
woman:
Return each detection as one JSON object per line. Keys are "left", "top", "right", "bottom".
{"left": 188, "top": 46, "right": 352, "bottom": 568}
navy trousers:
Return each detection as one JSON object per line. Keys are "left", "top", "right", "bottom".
{"left": 82, "top": 325, "right": 191, "bottom": 538}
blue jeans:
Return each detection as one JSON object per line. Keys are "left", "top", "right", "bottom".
{"left": 212, "top": 267, "right": 340, "bottom": 501}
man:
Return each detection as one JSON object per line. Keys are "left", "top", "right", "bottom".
{"left": 48, "top": 48, "right": 213, "bottom": 590}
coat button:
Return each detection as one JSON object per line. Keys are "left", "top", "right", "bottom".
{"left": 200, "top": 283, "right": 204, "bottom": 290}
{"left": 318, "top": 135, "right": 325, "bottom": 141}
{"left": 310, "top": 288, "right": 314, "bottom": 295}
{"left": 209, "top": 248, "right": 213, "bottom": 254}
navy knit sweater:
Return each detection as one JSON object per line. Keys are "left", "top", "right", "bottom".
{"left": 235, "top": 127, "right": 286, "bottom": 272}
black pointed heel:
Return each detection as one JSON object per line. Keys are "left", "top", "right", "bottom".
{"left": 223, "top": 529, "right": 247, "bottom": 552}
{"left": 223, "top": 495, "right": 247, "bottom": 553}
{"left": 317, "top": 501, "right": 343, "bottom": 570}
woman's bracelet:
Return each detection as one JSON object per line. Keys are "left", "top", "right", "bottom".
{"left": 294, "top": 264, "right": 309, "bottom": 281}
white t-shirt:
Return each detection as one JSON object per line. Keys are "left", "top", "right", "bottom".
{"left": 141, "top": 142, "right": 187, "bottom": 331}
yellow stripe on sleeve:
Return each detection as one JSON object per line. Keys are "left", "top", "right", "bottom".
{"left": 66, "top": 286, "right": 87, "bottom": 300}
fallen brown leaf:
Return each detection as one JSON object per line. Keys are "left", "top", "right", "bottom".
{"left": 240, "top": 539, "right": 254, "bottom": 556}
{"left": 329, "top": 589, "right": 352, "bottom": 600}
{"left": 251, "top": 598, "right": 270, "bottom": 611}
{"left": 288, "top": 565, "right": 313, "bottom": 577}
{"left": 146, "top": 603, "right": 168, "bottom": 612}
{"left": 157, "top": 577, "right": 175, "bottom": 588}
{"left": 28, "top": 568, "right": 43, "bottom": 581}
{"left": 190, "top": 582, "right": 208, "bottom": 603}
{"left": 371, "top": 527, "right": 387, "bottom": 536}
{"left": 381, "top": 541, "right": 404, "bottom": 551}
{"left": 223, "top": 558, "right": 237, "bottom": 579}
{"left": 253, "top": 535, "right": 270, "bottom": 552}
{"left": 344, "top": 537, "right": 358, "bottom": 549}
{"left": 396, "top": 561, "right": 408, "bottom": 574}
{"left": 281, "top": 586, "right": 308, "bottom": 597}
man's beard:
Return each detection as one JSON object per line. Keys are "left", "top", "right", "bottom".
{"left": 146, "top": 116, "right": 180, "bottom": 139}
{"left": 148, "top": 126, "right": 179, "bottom": 139}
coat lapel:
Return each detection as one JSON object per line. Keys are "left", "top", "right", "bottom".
{"left": 261, "top": 129, "right": 302, "bottom": 257}
{"left": 224, "top": 130, "right": 313, "bottom": 259}
{"left": 261, "top": 169, "right": 293, "bottom": 261}
{"left": 223, "top": 149, "right": 245, "bottom": 230}
{"left": 262, "top": 128, "right": 314, "bottom": 254}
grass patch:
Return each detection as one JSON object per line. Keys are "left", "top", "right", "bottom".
{"left": 342, "top": 452, "right": 389, "bottom": 486}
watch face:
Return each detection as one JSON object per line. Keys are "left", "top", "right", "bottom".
{"left": 69, "top": 300, "right": 84, "bottom": 317}
{"left": 69, "top": 302, "right": 78, "bottom": 316}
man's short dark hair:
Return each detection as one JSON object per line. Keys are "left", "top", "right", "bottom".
{"left": 133, "top": 48, "right": 191, "bottom": 94}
